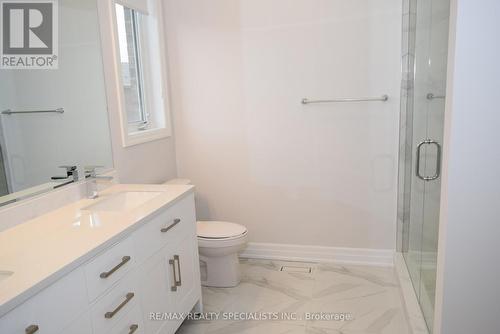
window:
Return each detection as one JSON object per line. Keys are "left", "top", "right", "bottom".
{"left": 99, "top": 0, "right": 172, "bottom": 147}
{"left": 115, "top": 4, "right": 148, "bottom": 130}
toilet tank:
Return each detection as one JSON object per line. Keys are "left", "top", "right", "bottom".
{"left": 163, "top": 178, "right": 192, "bottom": 185}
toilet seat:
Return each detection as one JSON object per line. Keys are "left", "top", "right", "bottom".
{"left": 197, "top": 221, "right": 248, "bottom": 240}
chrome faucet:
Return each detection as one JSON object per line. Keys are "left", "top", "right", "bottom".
{"left": 85, "top": 166, "right": 113, "bottom": 199}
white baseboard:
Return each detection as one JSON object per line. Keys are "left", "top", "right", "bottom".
{"left": 239, "top": 242, "right": 395, "bottom": 267}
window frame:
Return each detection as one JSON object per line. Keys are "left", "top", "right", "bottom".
{"left": 128, "top": 7, "right": 149, "bottom": 128}
{"left": 98, "top": 0, "right": 172, "bottom": 148}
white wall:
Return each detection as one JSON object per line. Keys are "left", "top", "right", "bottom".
{"left": 110, "top": 135, "right": 177, "bottom": 184}
{"left": 165, "top": 0, "right": 402, "bottom": 249}
{"left": 434, "top": 1, "right": 500, "bottom": 333}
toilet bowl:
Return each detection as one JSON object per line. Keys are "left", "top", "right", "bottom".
{"left": 198, "top": 221, "right": 248, "bottom": 287}
{"left": 163, "top": 179, "right": 248, "bottom": 287}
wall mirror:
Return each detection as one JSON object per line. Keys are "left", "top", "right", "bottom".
{"left": 0, "top": 0, "right": 113, "bottom": 207}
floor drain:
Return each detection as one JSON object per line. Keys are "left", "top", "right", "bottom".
{"left": 280, "top": 265, "right": 312, "bottom": 273}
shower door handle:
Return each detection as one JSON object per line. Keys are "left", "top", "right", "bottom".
{"left": 416, "top": 139, "right": 442, "bottom": 181}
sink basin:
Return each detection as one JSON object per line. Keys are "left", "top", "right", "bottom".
{"left": 0, "top": 270, "right": 14, "bottom": 283}
{"left": 82, "top": 191, "right": 162, "bottom": 212}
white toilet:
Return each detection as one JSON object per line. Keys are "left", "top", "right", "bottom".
{"left": 164, "top": 179, "right": 248, "bottom": 287}
{"left": 198, "top": 221, "right": 248, "bottom": 287}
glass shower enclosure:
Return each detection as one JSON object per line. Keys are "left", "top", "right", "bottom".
{"left": 398, "top": 0, "right": 451, "bottom": 332}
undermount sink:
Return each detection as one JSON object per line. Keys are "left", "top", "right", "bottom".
{"left": 82, "top": 191, "right": 162, "bottom": 212}
{"left": 0, "top": 271, "right": 14, "bottom": 283}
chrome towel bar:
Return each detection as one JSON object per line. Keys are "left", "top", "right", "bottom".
{"left": 1, "top": 108, "right": 64, "bottom": 115}
{"left": 426, "top": 93, "right": 445, "bottom": 100}
{"left": 301, "top": 95, "right": 389, "bottom": 105}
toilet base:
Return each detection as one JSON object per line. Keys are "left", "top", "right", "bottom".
{"left": 199, "top": 253, "right": 241, "bottom": 287}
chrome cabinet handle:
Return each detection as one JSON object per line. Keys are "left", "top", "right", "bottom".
{"left": 161, "top": 218, "right": 181, "bottom": 233}
{"left": 100, "top": 256, "right": 131, "bottom": 279}
{"left": 169, "top": 258, "right": 178, "bottom": 292}
{"left": 416, "top": 139, "right": 442, "bottom": 181}
{"left": 129, "top": 324, "right": 139, "bottom": 334}
{"left": 104, "top": 292, "right": 134, "bottom": 319}
{"left": 426, "top": 93, "right": 445, "bottom": 100}
{"left": 25, "top": 325, "right": 39, "bottom": 334}
{"left": 174, "top": 255, "right": 182, "bottom": 287}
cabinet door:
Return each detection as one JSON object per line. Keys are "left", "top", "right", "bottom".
{"left": 138, "top": 246, "right": 176, "bottom": 334}
{"left": 171, "top": 233, "right": 202, "bottom": 316}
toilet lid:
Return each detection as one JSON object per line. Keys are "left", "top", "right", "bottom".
{"left": 197, "top": 221, "right": 247, "bottom": 239}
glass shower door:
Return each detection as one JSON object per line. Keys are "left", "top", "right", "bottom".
{"left": 400, "top": 0, "right": 450, "bottom": 331}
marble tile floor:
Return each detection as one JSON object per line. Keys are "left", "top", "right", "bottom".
{"left": 177, "top": 259, "right": 411, "bottom": 334}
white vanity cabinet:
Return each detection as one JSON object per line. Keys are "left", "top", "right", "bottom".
{"left": 0, "top": 268, "right": 88, "bottom": 334}
{"left": 138, "top": 194, "right": 201, "bottom": 334}
{"left": 63, "top": 312, "right": 94, "bottom": 334}
{"left": 140, "top": 231, "right": 202, "bottom": 333}
{"left": 170, "top": 232, "right": 202, "bottom": 315}
{"left": 138, "top": 246, "right": 176, "bottom": 334}
{"left": 0, "top": 191, "right": 201, "bottom": 334}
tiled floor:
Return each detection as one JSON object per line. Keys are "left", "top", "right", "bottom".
{"left": 177, "top": 259, "right": 411, "bottom": 334}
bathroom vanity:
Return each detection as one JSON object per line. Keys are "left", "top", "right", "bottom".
{"left": 0, "top": 184, "right": 201, "bottom": 334}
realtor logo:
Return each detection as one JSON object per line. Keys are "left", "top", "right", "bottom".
{"left": 1, "top": 0, "right": 58, "bottom": 69}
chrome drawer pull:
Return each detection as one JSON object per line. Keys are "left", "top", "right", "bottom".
{"left": 104, "top": 292, "right": 134, "bottom": 319}
{"left": 25, "top": 325, "right": 39, "bottom": 334}
{"left": 129, "top": 324, "right": 139, "bottom": 334}
{"left": 161, "top": 218, "right": 181, "bottom": 233}
{"left": 100, "top": 256, "right": 131, "bottom": 279}
{"left": 174, "top": 255, "right": 182, "bottom": 287}
{"left": 169, "top": 258, "right": 178, "bottom": 291}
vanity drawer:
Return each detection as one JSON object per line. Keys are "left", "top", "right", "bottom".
{"left": 84, "top": 236, "right": 137, "bottom": 302}
{"left": 60, "top": 312, "right": 93, "bottom": 334}
{"left": 109, "top": 305, "right": 144, "bottom": 334}
{"left": 134, "top": 194, "right": 196, "bottom": 263}
{"left": 0, "top": 268, "right": 88, "bottom": 334}
{"left": 91, "top": 272, "right": 139, "bottom": 334}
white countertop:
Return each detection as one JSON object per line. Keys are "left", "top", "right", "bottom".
{"left": 0, "top": 184, "right": 194, "bottom": 317}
